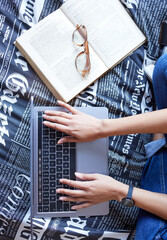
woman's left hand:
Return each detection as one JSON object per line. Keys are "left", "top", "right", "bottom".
{"left": 56, "top": 172, "right": 128, "bottom": 210}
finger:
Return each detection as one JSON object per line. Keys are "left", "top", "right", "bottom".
{"left": 43, "top": 121, "right": 69, "bottom": 134}
{"left": 56, "top": 187, "right": 85, "bottom": 197}
{"left": 71, "top": 202, "right": 93, "bottom": 210}
{"left": 59, "top": 178, "right": 87, "bottom": 189}
{"left": 59, "top": 196, "right": 86, "bottom": 202}
{"left": 44, "top": 110, "right": 72, "bottom": 119}
{"left": 57, "top": 100, "right": 79, "bottom": 115}
{"left": 43, "top": 115, "right": 70, "bottom": 126}
{"left": 75, "top": 172, "right": 99, "bottom": 181}
{"left": 58, "top": 136, "right": 79, "bottom": 144}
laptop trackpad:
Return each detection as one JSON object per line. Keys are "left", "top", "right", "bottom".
{"left": 76, "top": 138, "right": 108, "bottom": 175}
{"left": 75, "top": 138, "right": 109, "bottom": 216}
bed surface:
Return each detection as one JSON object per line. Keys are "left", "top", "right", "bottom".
{"left": 0, "top": 0, "right": 167, "bottom": 239}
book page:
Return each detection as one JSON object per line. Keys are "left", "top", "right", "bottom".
{"left": 16, "top": 9, "right": 107, "bottom": 102}
{"left": 61, "top": 0, "right": 146, "bottom": 68}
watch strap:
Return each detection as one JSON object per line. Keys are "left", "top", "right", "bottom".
{"left": 127, "top": 184, "right": 134, "bottom": 200}
{"left": 120, "top": 184, "right": 135, "bottom": 207}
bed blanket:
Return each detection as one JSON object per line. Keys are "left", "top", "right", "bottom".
{"left": 0, "top": 0, "right": 167, "bottom": 239}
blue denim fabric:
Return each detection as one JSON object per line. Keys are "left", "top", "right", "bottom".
{"left": 135, "top": 148, "right": 167, "bottom": 240}
{"left": 145, "top": 138, "right": 166, "bottom": 158}
{"left": 152, "top": 52, "right": 167, "bottom": 141}
{"left": 135, "top": 53, "right": 167, "bottom": 239}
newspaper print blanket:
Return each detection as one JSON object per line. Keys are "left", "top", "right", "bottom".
{"left": 0, "top": 0, "right": 167, "bottom": 239}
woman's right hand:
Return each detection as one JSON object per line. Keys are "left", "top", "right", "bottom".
{"left": 43, "top": 100, "right": 104, "bottom": 144}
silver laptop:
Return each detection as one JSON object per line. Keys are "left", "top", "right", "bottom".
{"left": 31, "top": 102, "right": 109, "bottom": 218}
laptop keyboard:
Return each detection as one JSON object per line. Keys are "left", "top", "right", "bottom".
{"left": 37, "top": 112, "right": 76, "bottom": 213}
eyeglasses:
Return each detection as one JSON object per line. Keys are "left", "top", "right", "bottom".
{"left": 72, "top": 24, "right": 91, "bottom": 77}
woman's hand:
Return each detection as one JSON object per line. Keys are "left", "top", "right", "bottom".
{"left": 43, "top": 100, "right": 103, "bottom": 143}
{"left": 56, "top": 172, "right": 128, "bottom": 210}
{"left": 56, "top": 172, "right": 167, "bottom": 219}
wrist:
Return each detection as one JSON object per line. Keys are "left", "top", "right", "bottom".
{"left": 109, "top": 180, "right": 129, "bottom": 202}
{"left": 120, "top": 184, "right": 135, "bottom": 207}
{"left": 101, "top": 119, "right": 113, "bottom": 138}
{"left": 101, "top": 118, "right": 120, "bottom": 138}
{"left": 98, "top": 119, "right": 108, "bottom": 138}
{"left": 116, "top": 183, "right": 129, "bottom": 202}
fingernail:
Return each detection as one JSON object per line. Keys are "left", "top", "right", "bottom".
{"left": 75, "top": 172, "right": 81, "bottom": 176}
{"left": 58, "top": 139, "right": 63, "bottom": 144}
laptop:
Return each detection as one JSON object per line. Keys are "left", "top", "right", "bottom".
{"left": 30, "top": 100, "right": 109, "bottom": 218}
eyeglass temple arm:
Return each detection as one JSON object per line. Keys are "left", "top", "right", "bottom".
{"left": 84, "top": 41, "right": 89, "bottom": 55}
{"left": 82, "top": 42, "right": 91, "bottom": 77}
{"left": 76, "top": 24, "right": 87, "bottom": 43}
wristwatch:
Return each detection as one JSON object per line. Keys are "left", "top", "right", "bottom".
{"left": 120, "top": 185, "right": 135, "bottom": 207}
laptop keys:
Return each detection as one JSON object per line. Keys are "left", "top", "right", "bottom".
{"left": 57, "top": 200, "right": 63, "bottom": 211}
{"left": 37, "top": 112, "right": 76, "bottom": 213}
{"left": 50, "top": 202, "right": 56, "bottom": 212}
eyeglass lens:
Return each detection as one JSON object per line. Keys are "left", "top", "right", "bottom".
{"left": 75, "top": 52, "right": 90, "bottom": 72}
{"left": 73, "top": 25, "right": 87, "bottom": 46}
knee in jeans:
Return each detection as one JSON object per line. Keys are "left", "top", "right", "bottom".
{"left": 153, "top": 53, "right": 167, "bottom": 88}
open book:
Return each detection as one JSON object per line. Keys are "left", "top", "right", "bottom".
{"left": 15, "top": 0, "right": 146, "bottom": 102}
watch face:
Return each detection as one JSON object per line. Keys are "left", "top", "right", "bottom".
{"left": 121, "top": 198, "right": 134, "bottom": 207}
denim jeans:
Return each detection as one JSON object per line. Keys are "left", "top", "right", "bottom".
{"left": 135, "top": 53, "right": 167, "bottom": 240}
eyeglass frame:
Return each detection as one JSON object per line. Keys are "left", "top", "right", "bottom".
{"left": 72, "top": 24, "right": 91, "bottom": 77}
